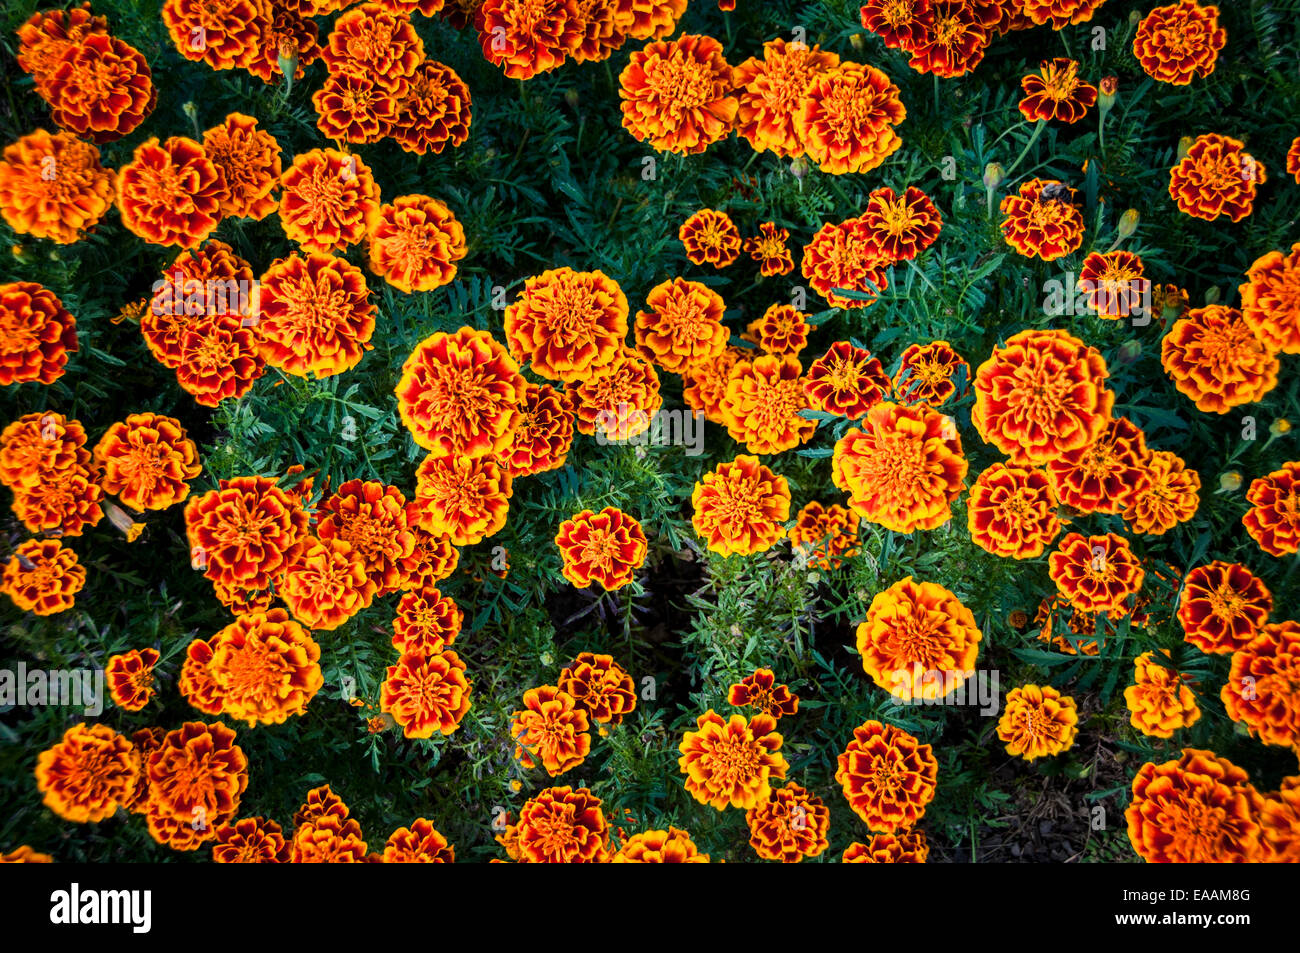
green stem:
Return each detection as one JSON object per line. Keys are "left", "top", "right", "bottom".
{"left": 1004, "top": 121, "right": 1046, "bottom": 179}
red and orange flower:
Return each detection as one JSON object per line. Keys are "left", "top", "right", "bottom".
{"left": 1239, "top": 242, "right": 1300, "bottom": 354}
{"left": 893, "top": 340, "right": 968, "bottom": 406}
{"left": 367, "top": 195, "right": 466, "bottom": 293}
{"left": 1221, "top": 621, "right": 1300, "bottom": 748}
{"left": 380, "top": 650, "right": 472, "bottom": 738}
{"left": 202, "top": 113, "right": 282, "bottom": 221}
{"left": 183, "top": 475, "right": 310, "bottom": 592}
{"left": 732, "top": 38, "right": 840, "bottom": 157}
{"left": 1125, "top": 651, "right": 1201, "bottom": 739}
{"left": 728, "top": 669, "right": 799, "bottom": 720}
{"left": 691, "top": 455, "right": 790, "bottom": 556}
{"left": 116, "top": 137, "right": 224, "bottom": 249}
{"left": 511, "top": 685, "right": 591, "bottom": 777}
{"left": 278, "top": 149, "right": 381, "bottom": 253}
{"left": 997, "top": 684, "right": 1078, "bottom": 760}
{"left": 835, "top": 719, "right": 937, "bottom": 833}
{"left": 743, "top": 222, "right": 795, "bottom": 276}
{"left": 412, "top": 454, "right": 512, "bottom": 546}
{"left": 555, "top": 507, "right": 648, "bottom": 590}
{"left": 800, "top": 217, "right": 890, "bottom": 309}
{"left": 106, "top": 648, "right": 161, "bottom": 712}
{"left": 745, "top": 783, "right": 830, "bottom": 863}
{"left": 678, "top": 710, "right": 788, "bottom": 810}
{"left": 2, "top": 538, "right": 86, "bottom": 616}
{"left": 0, "top": 129, "right": 114, "bottom": 244}
{"left": 0, "top": 282, "right": 77, "bottom": 387}
{"left": 1169, "top": 134, "right": 1265, "bottom": 222}
{"left": 38, "top": 34, "right": 156, "bottom": 143}
{"left": 678, "top": 209, "right": 741, "bottom": 268}
{"left": 93, "top": 413, "right": 202, "bottom": 512}
{"left": 619, "top": 33, "right": 737, "bottom": 156}
{"left": 1018, "top": 58, "right": 1096, "bottom": 124}
{"left": 1161, "top": 305, "right": 1279, "bottom": 414}
{"left": 720, "top": 354, "right": 816, "bottom": 455}
{"left": 634, "top": 278, "right": 727, "bottom": 374}
{"left": 1126, "top": 749, "right": 1262, "bottom": 863}
{"left": 35, "top": 723, "right": 138, "bottom": 823}
{"left": 999, "top": 179, "right": 1085, "bottom": 261}
{"left": 967, "top": 463, "right": 1061, "bottom": 559}
{"left": 796, "top": 62, "right": 905, "bottom": 174}
{"left": 557, "top": 653, "right": 637, "bottom": 725}
{"left": 1178, "top": 561, "right": 1272, "bottom": 654}
{"left": 505, "top": 268, "right": 628, "bottom": 383}
{"left": 258, "top": 252, "right": 377, "bottom": 378}
{"left": 514, "top": 786, "right": 609, "bottom": 863}
{"left": 1048, "top": 532, "right": 1145, "bottom": 615}
{"left": 1133, "top": 1, "right": 1226, "bottom": 85}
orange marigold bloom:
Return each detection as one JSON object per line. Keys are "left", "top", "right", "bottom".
{"left": 116, "top": 137, "right": 224, "bottom": 249}
{"left": 804, "top": 341, "right": 890, "bottom": 419}
{"left": 203, "top": 113, "right": 282, "bottom": 221}
{"left": 0, "top": 846, "right": 53, "bottom": 863}
{"left": 833, "top": 401, "right": 967, "bottom": 533}
{"left": 612, "top": 827, "right": 709, "bottom": 863}
{"left": 684, "top": 345, "right": 746, "bottom": 424}
{"left": 213, "top": 817, "right": 289, "bottom": 863}
{"left": 35, "top": 723, "right": 138, "bottom": 823}
{"left": 998, "top": 178, "right": 1085, "bottom": 261}
{"left": 384, "top": 818, "right": 455, "bottom": 863}
{"left": 144, "top": 794, "right": 216, "bottom": 851}
{"left": 1046, "top": 416, "right": 1150, "bottom": 515}
{"left": 1161, "top": 305, "right": 1278, "bottom": 414}
{"left": 0, "top": 129, "right": 113, "bottom": 244}
{"left": 93, "top": 413, "right": 201, "bottom": 512}
{"left": 567, "top": 346, "right": 662, "bottom": 440}
{"left": 733, "top": 38, "right": 840, "bottom": 158}
{"left": 258, "top": 252, "right": 376, "bottom": 378}
{"left": 619, "top": 33, "right": 737, "bottom": 156}
{"left": 997, "top": 684, "right": 1078, "bottom": 760}
{"left": 728, "top": 668, "right": 799, "bottom": 719}
{"left": 972, "top": 328, "right": 1113, "bottom": 465}
{"left": 106, "top": 647, "right": 160, "bottom": 712}
{"left": 1126, "top": 749, "right": 1263, "bottom": 863}
{"left": 290, "top": 818, "right": 368, "bottom": 862}
{"left": 511, "top": 685, "right": 591, "bottom": 776}
{"left": 392, "top": 586, "right": 462, "bottom": 656}
{"left": 1259, "top": 780, "right": 1300, "bottom": 863}
{"left": 243, "top": 3, "right": 321, "bottom": 83}
{"left": 477, "top": 0, "right": 578, "bottom": 79}
{"left": 1239, "top": 242, "right": 1300, "bottom": 354}
{"left": 635, "top": 277, "right": 727, "bottom": 374}
{"left": 0, "top": 281, "right": 77, "bottom": 387}
{"left": 746, "top": 304, "right": 808, "bottom": 356}
{"left": 184, "top": 475, "right": 310, "bottom": 591}
{"left": 566, "top": 0, "right": 626, "bottom": 65}
{"left": 503, "top": 383, "right": 574, "bottom": 477}
{"left": 858, "top": 576, "right": 981, "bottom": 702}
{"left": 1, "top": 538, "right": 85, "bottom": 615}
{"left": 1133, "top": 1, "right": 1225, "bottom": 85}
{"left": 293, "top": 783, "right": 349, "bottom": 829}
{"left": 720, "top": 354, "right": 816, "bottom": 455}
{"left": 179, "top": 637, "right": 225, "bottom": 716}
{"left": 281, "top": 536, "right": 373, "bottom": 630}
{"left": 1048, "top": 532, "right": 1144, "bottom": 615}
{"left": 835, "top": 720, "right": 936, "bottom": 832}
{"left": 278, "top": 149, "right": 380, "bottom": 253}
{"left": 614, "top": 0, "right": 685, "bottom": 40}
{"left": 1125, "top": 650, "right": 1201, "bottom": 739}
{"left": 1221, "top": 621, "right": 1300, "bottom": 748}
{"left": 746, "top": 783, "right": 830, "bottom": 863}
{"left": 691, "top": 454, "right": 790, "bottom": 556}
{"left": 397, "top": 327, "right": 525, "bottom": 458}
{"left": 367, "top": 194, "right": 465, "bottom": 293}
{"left": 893, "top": 340, "right": 967, "bottom": 406}
{"left": 313, "top": 71, "right": 397, "bottom": 145}
{"left": 162, "top": 0, "right": 270, "bottom": 70}
{"left": 173, "top": 311, "right": 266, "bottom": 406}
{"left": 967, "top": 463, "right": 1060, "bottom": 559}
{"left": 398, "top": 512, "right": 459, "bottom": 589}
{"left": 1018, "top": 57, "right": 1096, "bottom": 124}
{"left": 321, "top": 1, "right": 423, "bottom": 91}
{"left": 858, "top": 0, "right": 932, "bottom": 52}
{"left": 1178, "top": 561, "right": 1271, "bottom": 655}
{"left": 860, "top": 186, "right": 941, "bottom": 262}
{"left": 515, "top": 786, "right": 609, "bottom": 863}
{"left": 381, "top": 650, "right": 472, "bottom": 738}
{"left": 390, "top": 60, "right": 473, "bottom": 155}
{"left": 0, "top": 411, "right": 90, "bottom": 486}
{"left": 555, "top": 507, "right": 647, "bottom": 590}
{"left": 10, "top": 463, "right": 103, "bottom": 537}
{"left": 842, "top": 831, "right": 929, "bottom": 863}
{"left": 146, "top": 721, "right": 248, "bottom": 825}
{"left": 906, "top": 1, "right": 991, "bottom": 77}
{"left": 317, "top": 480, "right": 415, "bottom": 597}
{"left": 788, "top": 501, "right": 859, "bottom": 570}
{"left": 16, "top": 5, "right": 107, "bottom": 83}
{"left": 800, "top": 217, "right": 890, "bottom": 309}
{"left": 1124, "top": 450, "right": 1200, "bottom": 535}
{"left": 796, "top": 62, "right": 905, "bottom": 174}
{"left": 143, "top": 240, "right": 257, "bottom": 368}
{"left": 412, "top": 453, "right": 512, "bottom": 546}
{"left": 505, "top": 267, "right": 628, "bottom": 383}
{"left": 679, "top": 710, "right": 788, "bottom": 810}
{"left": 678, "top": 208, "right": 742, "bottom": 268}
{"left": 1077, "top": 250, "right": 1148, "bottom": 320}
{"left": 743, "top": 222, "right": 795, "bottom": 276}
{"left": 1244, "top": 462, "right": 1300, "bottom": 557}
{"left": 38, "top": 34, "right": 156, "bottom": 144}
{"left": 1020, "top": 0, "right": 1106, "bottom": 28}
{"left": 557, "top": 652, "right": 637, "bottom": 724}
{"left": 198, "top": 610, "right": 324, "bottom": 725}
{"left": 1169, "top": 134, "right": 1265, "bottom": 222}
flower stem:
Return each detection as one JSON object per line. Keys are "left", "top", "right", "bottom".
{"left": 1004, "top": 121, "right": 1046, "bottom": 180}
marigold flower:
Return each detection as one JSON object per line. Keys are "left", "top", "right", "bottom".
{"left": 38, "top": 34, "right": 156, "bottom": 143}
{"left": 0, "top": 411, "right": 88, "bottom": 482}
{"left": 515, "top": 786, "right": 609, "bottom": 863}
{"left": 321, "top": 1, "right": 424, "bottom": 91}
{"left": 999, "top": 178, "right": 1085, "bottom": 261}
{"left": 860, "top": 186, "right": 942, "bottom": 262}
{"left": 381, "top": 650, "right": 471, "bottom": 738}
{"left": 1020, "top": 0, "right": 1107, "bottom": 28}
{"left": 243, "top": 4, "right": 321, "bottom": 83}
{"left": 203, "top": 113, "right": 282, "bottom": 221}
{"left": 1161, "top": 305, "right": 1278, "bottom": 414}
{"left": 997, "top": 684, "right": 1078, "bottom": 760}
{"left": 384, "top": 818, "right": 455, "bottom": 863}
{"left": 1046, "top": 416, "right": 1150, "bottom": 515}
{"left": 1239, "top": 242, "right": 1300, "bottom": 354}
{"left": 205, "top": 612, "right": 323, "bottom": 725}
{"left": 162, "top": 0, "right": 270, "bottom": 70}
{"left": 745, "top": 304, "right": 808, "bottom": 357}
{"left": 258, "top": 252, "right": 376, "bottom": 377}
{"left": 117, "top": 136, "right": 225, "bottom": 249}
{"left": 313, "top": 71, "right": 397, "bottom": 145}
{"left": 858, "top": 576, "right": 981, "bottom": 702}
{"left": 0, "top": 846, "right": 53, "bottom": 864}
{"left": 858, "top": 0, "right": 932, "bottom": 52}
{"left": 1126, "top": 749, "right": 1262, "bottom": 862}
{"left": 1125, "top": 650, "right": 1200, "bottom": 739}
{"left": 511, "top": 685, "right": 591, "bottom": 777}
{"left": 503, "top": 383, "right": 574, "bottom": 478}
{"left": 967, "top": 463, "right": 1060, "bottom": 559}
{"left": 16, "top": 5, "right": 107, "bottom": 83}
{"left": 278, "top": 149, "right": 380, "bottom": 253}
{"left": 796, "top": 62, "right": 905, "bottom": 174}
{"left": 179, "top": 637, "right": 224, "bottom": 715}
{"left": 788, "top": 501, "right": 859, "bottom": 571}
{"left": 398, "top": 514, "right": 459, "bottom": 589}
{"left": 184, "top": 475, "right": 310, "bottom": 591}
{"left": 743, "top": 222, "right": 794, "bottom": 276}
{"left": 390, "top": 60, "right": 473, "bottom": 155}
{"left": 567, "top": 347, "right": 662, "bottom": 440}
{"left": 800, "top": 217, "right": 890, "bottom": 308}
{"left": 719, "top": 354, "right": 816, "bottom": 455}
{"left": 1178, "top": 561, "right": 1271, "bottom": 654}
{"left": 476, "top": 0, "right": 578, "bottom": 79}
{"left": 1, "top": 537, "right": 86, "bottom": 616}
{"left": 613, "top": 0, "right": 685, "bottom": 40}
{"left": 679, "top": 710, "right": 788, "bottom": 810}
{"left": 567, "top": 0, "right": 626, "bottom": 64}
{"left": 290, "top": 819, "right": 368, "bottom": 862}
{"left": 0, "top": 281, "right": 77, "bottom": 387}
{"left": 1243, "top": 462, "right": 1300, "bottom": 557}
{"left": 634, "top": 278, "right": 727, "bottom": 373}
{"left": 213, "top": 817, "right": 289, "bottom": 863}
{"left": 365, "top": 194, "right": 465, "bottom": 293}
{"left": 35, "top": 723, "right": 138, "bottom": 823}
{"left": 412, "top": 453, "right": 512, "bottom": 546}
{"left": 746, "top": 783, "right": 830, "bottom": 863}
{"left": 1221, "top": 621, "right": 1300, "bottom": 748}
{"left": 803, "top": 341, "right": 889, "bottom": 419}
{"left": 728, "top": 669, "right": 799, "bottom": 719}
{"left": 293, "top": 784, "right": 349, "bottom": 830}
{"left": 1124, "top": 450, "right": 1200, "bottom": 535}
{"left": 281, "top": 537, "right": 372, "bottom": 630}
{"left": 1259, "top": 780, "right": 1300, "bottom": 863}
{"left": 505, "top": 267, "right": 628, "bottom": 383}
{"left": 10, "top": 463, "right": 104, "bottom": 537}
{"left": 1018, "top": 57, "right": 1096, "bottom": 124}
{"left": 973, "top": 328, "right": 1113, "bottom": 465}
{"left": 0, "top": 129, "right": 114, "bottom": 244}
{"left": 557, "top": 652, "right": 636, "bottom": 724}
{"left": 1049, "top": 532, "right": 1144, "bottom": 615}
{"left": 146, "top": 720, "right": 248, "bottom": 826}
{"left": 144, "top": 240, "right": 257, "bottom": 367}
{"left": 678, "top": 208, "right": 741, "bottom": 268}
{"left": 1077, "top": 250, "right": 1147, "bottom": 320}
{"left": 314, "top": 480, "right": 412, "bottom": 596}
{"left": 833, "top": 401, "right": 966, "bottom": 533}
{"left": 144, "top": 794, "right": 217, "bottom": 851}
{"left": 1169, "top": 134, "right": 1265, "bottom": 222}
{"left": 691, "top": 454, "right": 790, "bottom": 556}
{"left": 619, "top": 33, "right": 737, "bottom": 156}
{"left": 612, "top": 827, "right": 709, "bottom": 863}
{"left": 733, "top": 39, "right": 840, "bottom": 157}
{"left": 93, "top": 413, "right": 201, "bottom": 512}
{"left": 893, "top": 340, "right": 967, "bottom": 406}
{"left": 1133, "top": 1, "right": 1226, "bottom": 85}
{"left": 392, "top": 586, "right": 462, "bottom": 656}
{"left": 555, "top": 507, "right": 647, "bottom": 591}
{"left": 106, "top": 648, "right": 160, "bottom": 712}
{"left": 173, "top": 311, "right": 266, "bottom": 406}
{"left": 683, "top": 346, "right": 746, "bottom": 424}
{"left": 842, "top": 831, "right": 929, "bottom": 863}
{"left": 835, "top": 720, "right": 936, "bottom": 832}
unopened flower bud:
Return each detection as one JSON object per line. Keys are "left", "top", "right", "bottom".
{"left": 983, "top": 162, "right": 1004, "bottom": 191}
{"left": 1270, "top": 418, "right": 1291, "bottom": 437}
{"left": 1177, "top": 135, "right": 1195, "bottom": 161}
{"left": 1219, "top": 471, "right": 1242, "bottom": 492}
{"left": 1117, "top": 208, "right": 1139, "bottom": 240}
{"left": 790, "top": 155, "right": 809, "bottom": 180}
{"left": 1204, "top": 285, "right": 1222, "bottom": 306}
{"left": 849, "top": 33, "right": 865, "bottom": 51}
